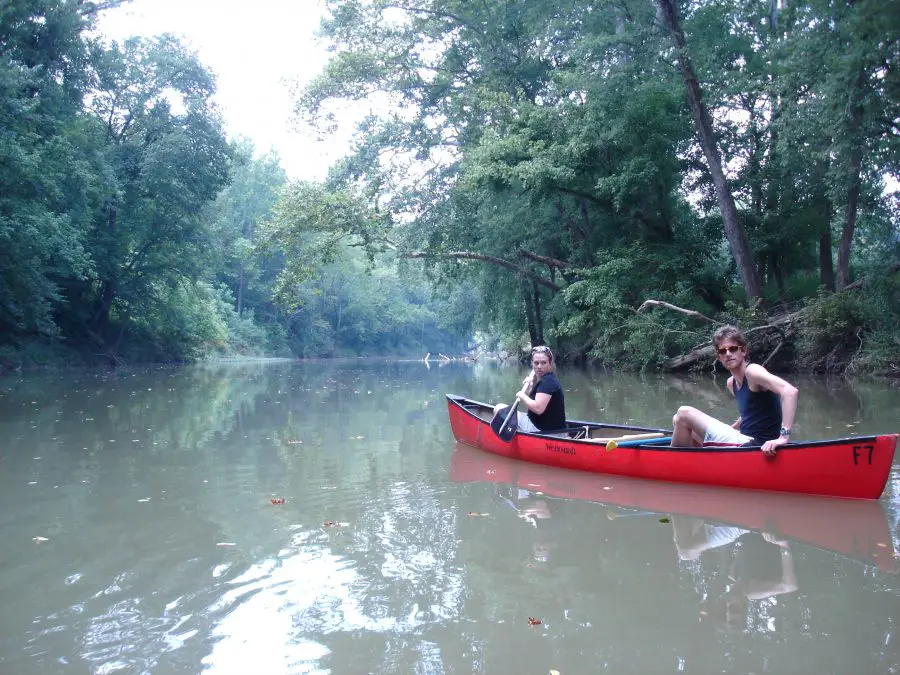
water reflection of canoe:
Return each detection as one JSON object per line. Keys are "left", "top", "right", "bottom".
{"left": 446, "top": 395, "right": 897, "bottom": 499}
{"left": 449, "top": 443, "right": 897, "bottom": 572}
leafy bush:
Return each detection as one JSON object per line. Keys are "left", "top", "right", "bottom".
{"left": 797, "top": 275, "right": 900, "bottom": 374}
{"left": 125, "top": 280, "right": 229, "bottom": 362}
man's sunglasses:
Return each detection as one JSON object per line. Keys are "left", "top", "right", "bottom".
{"left": 716, "top": 345, "right": 743, "bottom": 356}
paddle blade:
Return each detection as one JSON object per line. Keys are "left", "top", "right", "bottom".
{"left": 490, "top": 404, "right": 519, "bottom": 442}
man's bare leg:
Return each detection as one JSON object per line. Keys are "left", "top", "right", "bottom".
{"left": 671, "top": 406, "right": 720, "bottom": 447}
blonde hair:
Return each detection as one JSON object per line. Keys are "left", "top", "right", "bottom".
{"left": 531, "top": 345, "right": 554, "bottom": 364}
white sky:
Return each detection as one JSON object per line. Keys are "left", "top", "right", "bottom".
{"left": 96, "top": 0, "right": 354, "bottom": 181}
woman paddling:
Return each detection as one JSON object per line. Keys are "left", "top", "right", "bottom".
{"left": 494, "top": 345, "right": 566, "bottom": 433}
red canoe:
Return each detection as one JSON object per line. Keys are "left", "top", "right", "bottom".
{"left": 449, "top": 442, "right": 898, "bottom": 572}
{"left": 446, "top": 395, "right": 898, "bottom": 500}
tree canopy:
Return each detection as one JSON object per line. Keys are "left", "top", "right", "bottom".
{"left": 272, "top": 0, "right": 899, "bottom": 371}
{"left": 1, "top": 0, "right": 897, "bottom": 374}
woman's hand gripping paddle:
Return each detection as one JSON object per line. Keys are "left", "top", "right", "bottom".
{"left": 491, "top": 370, "right": 534, "bottom": 442}
{"left": 490, "top": 402, "right": 519, "bottom": 442}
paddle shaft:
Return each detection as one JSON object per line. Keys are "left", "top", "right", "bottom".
{"left": 607, "top": 434, "right": 673, "bottom": 450}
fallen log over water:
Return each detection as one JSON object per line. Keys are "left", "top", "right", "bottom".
{"left": 637, "top": 300, "right": 804, "bottom": 372}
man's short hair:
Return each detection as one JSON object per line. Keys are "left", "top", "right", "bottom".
{"left": 713, "top": 325, "right": 747, "bottom": 348}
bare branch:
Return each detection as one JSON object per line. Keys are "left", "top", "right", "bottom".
{"left": 637, "top": 299, "right": 717, "bottom": 324}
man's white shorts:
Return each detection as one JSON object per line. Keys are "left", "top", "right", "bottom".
{"left": 703, "top": 418, "right": 752, "bottom": 446}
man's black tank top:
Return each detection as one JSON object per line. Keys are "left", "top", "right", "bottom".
{"left": 734, "top": 375, "right": 782, "bottom": 442}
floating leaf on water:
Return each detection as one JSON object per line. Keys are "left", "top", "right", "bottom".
{"left": 659, "top": 517, "right": 671, "bottom": 523}
{"left": 527, "top": 617, "right": 542, "bottom": 626}
{"left": 271, "top": 497, "right": 285, "bottom": 505}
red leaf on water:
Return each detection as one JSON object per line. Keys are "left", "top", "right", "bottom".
{"left": 270, "top": 497, "right": 285, "bottom": 505}
{"left": 527, "top": 617, "right": 541, "bottom": 626}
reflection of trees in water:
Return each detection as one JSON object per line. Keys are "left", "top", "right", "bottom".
{"left": 3, "top": 361, "right": 898, "bottom": 673}
{"left": 454, "top": 487, "right": 899, "bottom": 675}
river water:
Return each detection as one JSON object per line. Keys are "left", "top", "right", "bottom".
{"left": 0, "top": 360, "right": 897, "bottom": 674}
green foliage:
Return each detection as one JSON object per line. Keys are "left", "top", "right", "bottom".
{"left": 2, "top": 0, "right": 898, "bottom": 371}
{"left": 125, "top": 280, "right": 229, "bottom": 362}
{"left": 0, "top": 1, "right": 96, "bottom": 339}
{"left": 797, "top": 277, "right": 900, "bottom": 375}
{"left": 276, "top": 248, "right": 469, "bottom": 357}
{"left": 290, "top": 0, "right": 900, "bottom": 372}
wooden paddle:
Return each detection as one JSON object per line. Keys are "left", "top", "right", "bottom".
{"left": 604, "top": 432, "right": 670, "bottom": 451}
{"left": 490, "top": 402, "right": 519, "bottom": 442}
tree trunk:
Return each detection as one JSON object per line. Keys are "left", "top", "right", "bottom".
{"left": 836, "top": 157, "right": 861, "bottom": 290}
{"left": 837, "top": 69, "right": 865, "bottom": 289}
{"left": 819, "top": 206, "right": 836, "bottom": 291}
{"left": 657, "top": 0, "right": 762, "bottom": 301}
{"left": 237, "top": 261, "right": 245, "bottom": 316}
{"left": 771, "top": 253, "right": 785, "bottom": 301}
{"left": 532, "top": 282, "right": 544, "bottom": 345}
{"left": 89, "top": 200, "right": 119, "bottom": 337}
{"left": 92, "top": 278, "right": 116, "bottom": 337}
{"left": 523, "top": 283, "right": 539, "bottom": 347}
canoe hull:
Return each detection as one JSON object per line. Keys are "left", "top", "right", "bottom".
{"left": 446, "top": 395, "right": 897, "bottom": 500}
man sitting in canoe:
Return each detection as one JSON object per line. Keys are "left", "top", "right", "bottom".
{"left": 670, "top": 325, "right": 799, "bottom": 456}
{"left": 494, "top": 345, "right": 566, "bottom": 433}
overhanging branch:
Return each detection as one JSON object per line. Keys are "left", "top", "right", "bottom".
{"left": 519, "top": 249, "right": 569, "bottom": 269}
{"left": 404, "top": 250, "right": 562, "bottom": 292}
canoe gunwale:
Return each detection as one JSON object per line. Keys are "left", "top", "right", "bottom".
{"left": 446, "top": 394, "right": 897, "bottom": 499}
{"left": 447, "top": 394, "right": 885, "bottom": 451}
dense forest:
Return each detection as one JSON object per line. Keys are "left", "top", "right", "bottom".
{"left": 2, "top": 0, "right": 898, "bottom": 374}
{"left": 0, "top": 0, "right": 471, "bottom": 369}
